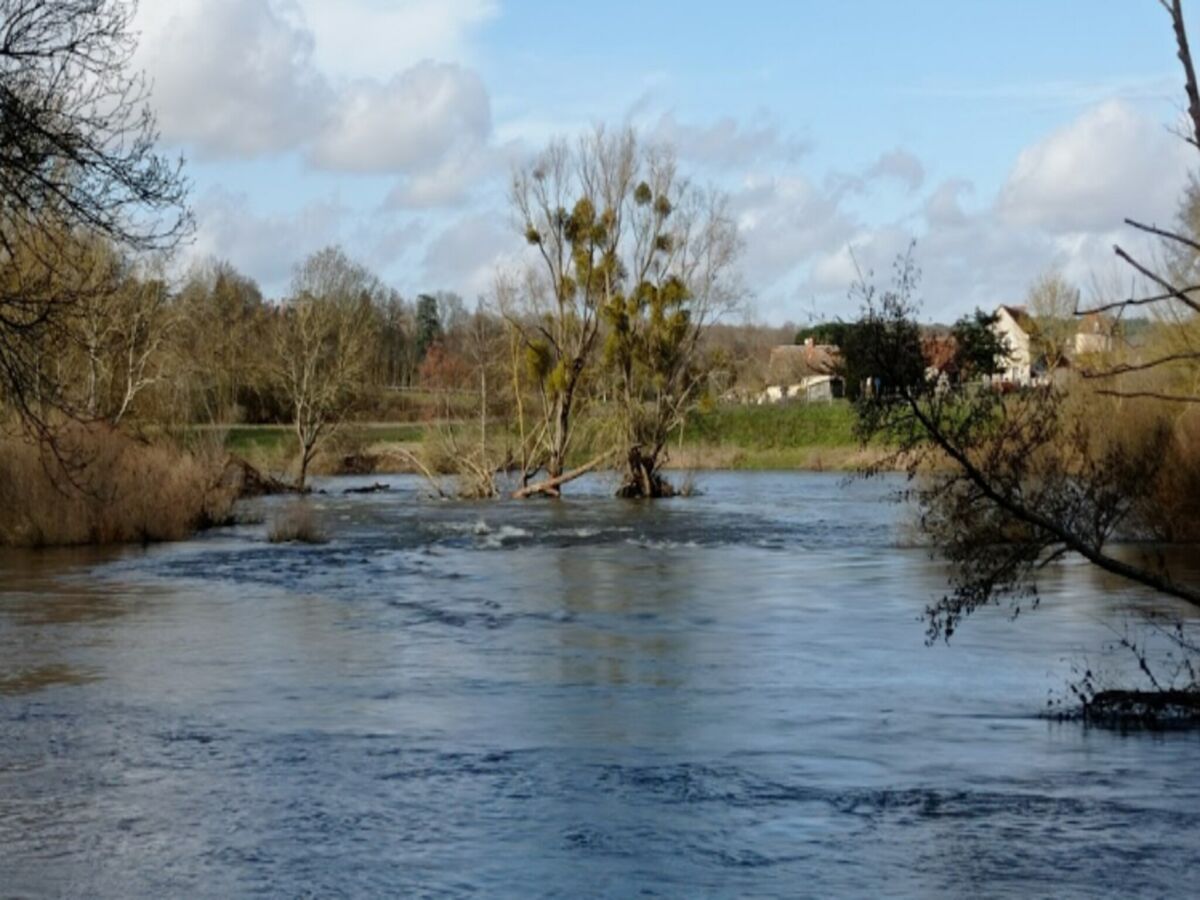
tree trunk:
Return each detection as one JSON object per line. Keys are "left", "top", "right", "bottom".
{"left": 513, "top": 450, "right": 613, "bottom": 499}
{"left": 616, "top": 446, "right": 676, "bottom": 499}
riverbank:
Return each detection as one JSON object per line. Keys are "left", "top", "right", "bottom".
{"left": 224, "top": 402, "right": 887, "bottom": 480}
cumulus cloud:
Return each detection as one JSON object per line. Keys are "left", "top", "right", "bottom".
{"left": 746, "top": 101, "right": 1191, "bottom": 322}
{"left": 299, "top": 0, "right": 498, "bottom": 79}
{"left": 864, "top": 149, "right": 926, "bottom": 193}
{"left": 997, "top": 100, "right": 1189, "bottom": 233}
{"left": 187, "top": 189, "right": 349, "bottom": 293}
{"left": 137, "top": 0, "right": 500, "bottom": 207}
{"left": 310, "top": 62, "right": 491, "bottom": 174}
{"left": 422, "top": 212, "right": 515, "bottom": 297}
{"left": 138, "top": 0, "right": 329, "bottom": 157}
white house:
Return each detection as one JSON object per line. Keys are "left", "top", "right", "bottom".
{"left": 992, "top": 305, "right": 1034, "bottom": 385}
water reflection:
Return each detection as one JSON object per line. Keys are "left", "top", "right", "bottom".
{"left": 0, "top": 663, "right": 98, "bottom": 695}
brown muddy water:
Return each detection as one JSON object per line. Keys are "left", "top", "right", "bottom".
{"left": 1, "top": 472, "right": 1198, "bottom": 898}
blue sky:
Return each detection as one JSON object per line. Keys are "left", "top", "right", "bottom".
{"left": 133, "top": 1, "right": 1197, "bottom": 323}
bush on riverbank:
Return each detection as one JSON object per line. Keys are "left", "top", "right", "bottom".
{"left": 0, "top": 425, "right": 237, "bottom": 547}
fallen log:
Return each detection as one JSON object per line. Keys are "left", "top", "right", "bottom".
{"left": 343, "top": 482, "right": 391, "bottom": 495}
{"left": 512, "top": 450, "right": 614, "bottom": 499}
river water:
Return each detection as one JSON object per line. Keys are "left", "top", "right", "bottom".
{"left": 1, "top": 472, "right": 1197, "bottom": 898}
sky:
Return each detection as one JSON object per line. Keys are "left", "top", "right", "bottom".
{"left": 133, "top": 0, "right": 1198, "bottom": 323}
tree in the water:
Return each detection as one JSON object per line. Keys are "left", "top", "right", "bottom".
{"left": 0, "top": 0, "right": 190, "bottom": 430}
{"left": 506, "top": 127, "right": 740, "bottom": 498}
{"left": 603, "top": 164, "right": 741, "bottom": 497}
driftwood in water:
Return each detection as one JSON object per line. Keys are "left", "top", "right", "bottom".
{"left": 343, "top": 482, "right": 391, "bottom": 495}
{"left": 219, "top": 456, "right": 299, "bottom": 498}
{"left": 1081, "top": 689, "right": 1200, "bottom": 728}
{"left": 513, "top": 450, "right": 614, "bottom": 499}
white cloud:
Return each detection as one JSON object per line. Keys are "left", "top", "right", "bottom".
{"left": 422, "top": 212, "right": 514, "bottom": 297}
{"left": 188, "top": 189, "right": 348, "bottom": 294}
{"left": 997, "top": 100, "right": 1189, "bottom": 233}
{"left": 745, "top": 101, "right": 1192, "bottom": 323}
{"left": 310, "top": 62, "right": 491, "bottom": 174}
{"left": 137, "top": 0, "right": 501, "bottom": 208}
{"left": 298, "top": 0, "right": 498, "bottom": 79}
{"left": 138, "top": 0, "right": 329, "bottom": 158}
{"left": 864, "top": 149, "right": 926, "bottom": 193}
{"left": 648, "top": 112, "right": 810, "bottom": 168}
{"left": 924, "top": 179, "right": 973, "bottom": 228}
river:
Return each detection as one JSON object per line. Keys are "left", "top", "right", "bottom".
{"left": 1, "top": 472, "right": 1197, "bottom": 898}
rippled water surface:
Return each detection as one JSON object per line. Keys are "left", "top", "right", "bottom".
{"left": 1, "top": 472, "right": 1198, "bottom": 898}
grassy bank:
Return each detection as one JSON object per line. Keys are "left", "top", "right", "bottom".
{"left": 215, "top": 402, "right": 880, "bottom": 479}
{"left": 673, "top": 402, "right": 873, "bottom": 470}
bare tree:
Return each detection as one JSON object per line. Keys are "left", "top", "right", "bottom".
{"left": 1026, "top": 272, "right": 1080, "bottom": 374}
{"left": 1068, "top": 2, "right": 1200, "bottom": 405}
{"left": 271, "top": 248, "right": 379, "bottom": 490}
{"left": 0, "top": 0, "right": 190, "bottom": 429}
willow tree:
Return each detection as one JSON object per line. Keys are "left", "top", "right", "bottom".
{"left": 0, "top": 0, "right": 190, "bottom": 430}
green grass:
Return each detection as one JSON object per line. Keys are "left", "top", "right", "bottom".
{"left": 223, "top": 423, "right": 426, "bottom": 456}
{"left": 684, "top": 401, "right": 858, "bottom": 449}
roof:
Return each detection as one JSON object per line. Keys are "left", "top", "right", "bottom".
{"left": 768, "top": 343, "right": 841, "bottom": 384}
{"left": 997, "top": 304, "right": 1033, "bottom": 330}
{"left": 921, "top": 334, "right": 958, "bottom": 372}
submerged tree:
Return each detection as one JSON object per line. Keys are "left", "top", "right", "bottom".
{"left": 0, "top": 0, "right": 190, "bottom": 429}
{"left": 505, "top": 129, "right": 633, "bottom": 497}
{"left": 506, "top": 128, "right": 741, "bottom": 498}
{"left": 604, "top": 171, "right": 741, "bottom": 497}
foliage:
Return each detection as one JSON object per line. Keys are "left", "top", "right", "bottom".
{"left": 950, "top": 309, "right": 1007, "bottom": 382}
{"left": 0, "top": 423, "right": 235, "bottom": 547}
{"left": 415, "top": 294, "right": 443, "bottom": 361}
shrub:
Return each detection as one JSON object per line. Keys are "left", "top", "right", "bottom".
{"left": 0, "top": 423, "right": 237, "bottom": 547}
